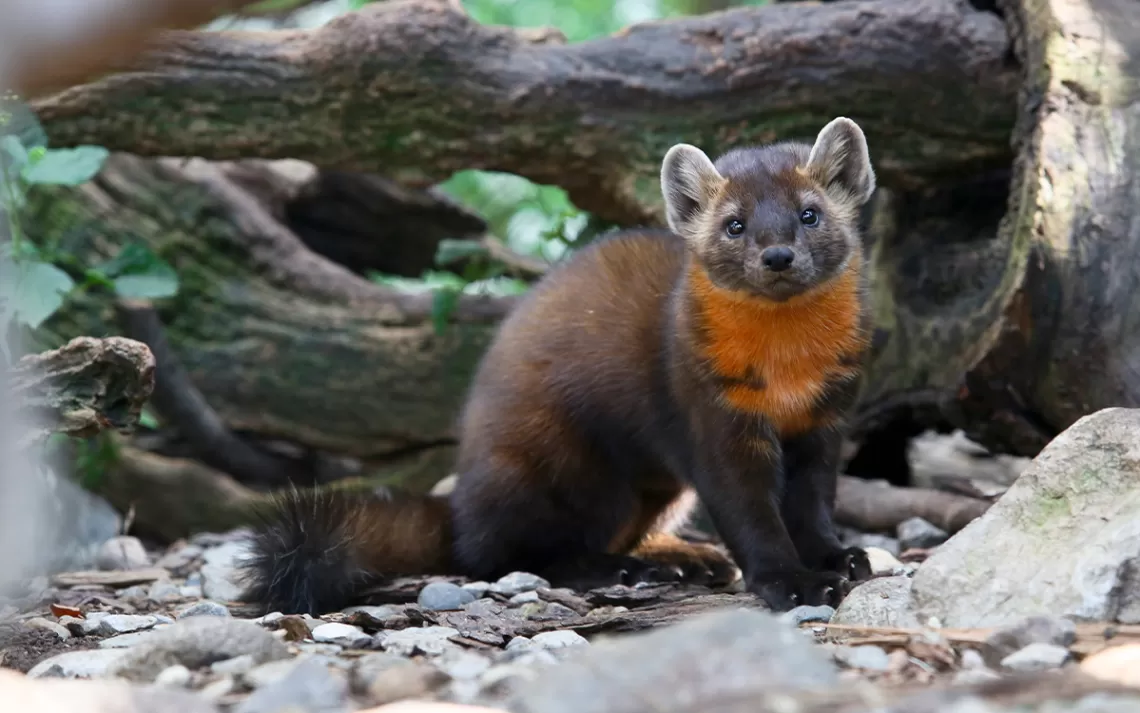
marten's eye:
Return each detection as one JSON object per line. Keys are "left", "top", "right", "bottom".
{"left": 725, "top": 219, "right": 745, "bottom": 237}
{"left": 800, "top": 209, "right": 820, "bottom": 226}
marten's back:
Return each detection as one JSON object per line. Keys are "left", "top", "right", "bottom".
{"left": 455, "top": 229, "right": 687, "bottom": 471}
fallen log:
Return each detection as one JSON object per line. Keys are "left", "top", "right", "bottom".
{"left": 32, "top": 0, "right": 1019, "bottom": 225}
{"left": 835, "top": 475, "right": 992, "bottom": 534}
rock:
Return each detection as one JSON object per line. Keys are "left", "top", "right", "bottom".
{"left": 108, "top": 616, "right": 290, "bottom": 682}
{"left": 1000, "top": 642, "right": 1070, "bottom": 672}
{"left": 235, "top": 657, "right": 349, "bottom": 713}
{"left": 0, "top": 668, "right": 216, "bottom": 713}
{"left": 953, "top": 668, "right": 1002, "bottom": 685}
{"left": 117, "top": 585, "right": 149, "bottom": 598}
{"left": 157, "top": 544, "right": 203, "bottom": 571}
{"left": 865, "top": 547, "right": 906, "bottom": 576}
{"left": 379, "top": 626, "right": 461, "bottom": 657}
{"left": 530, "top": 631, "right": 588, "bottom": 650}
{"left": 27, "top": 649, "right": 126, "bottom": 679}
{"left": 462, "top": 582, "right": 491, "bottom": 598}
{"left": 843, "top": 532, "right": 902, "bottom": 558}
{"left": 896, "top": 517, "right": 949, "bottom": 550}
{"left": 509, "top": 591, "right": 540, "bottom": 605}
{"left": 244, "top": 658, "right": 304, "bottom": 689}
{"left": 982, "top": 615, "right": 1076, "bottom": 666}
{"left": 367, "top": 660, "right": 451, "bottom": 706}
{"left": 99, "top": 631, "right": 159, "bottom": 649}
{"left": 96, "top": 614, "right": 158, "bottom": 636}
{"left": 831, "top": 576, "right": 921, "bottom": 628}
{"left": 507, "top": 609, "right": 837, "bottom": 713}
{"left": 436, "top": 650, "right": 492, "bottom": 680}
{"left": 352, "top": 653, "right": 414, "bottom": 694}
{"left": 200, "top": 540, "right": 252, "bottom": 602}
{"left": 418, "top": 582, "right": 477, "bottom": 611}
{"left": 343, "top": 606, "right": 404, "bottom": 628}
{"left": 960, "top": 649, "right": 987, "bottom": 670}
{"left": 505, "top": 637, "right": 533, "bottom": 652}
{"left": 488, "top": 572, "right": 550, "bottom": 596}
{"left": 200, "top": 676, "right": 236, "bottom": 701}
{"left": 25, "top": 617, "right": 70, "bottom": 640}
{"left": 298, "top": 642, "right": 345, "bottom": 656}
{"left": 832, "top": 645, "right": 891, "bottom": 671}
{"left": 212, "top": 653, "right": 258, "bottom": 676}
{"left": 154, "top": 664, "right": 193, "bottom": 687}
{"left": 176, "top": 600, "right": 231, "bottom": 619}
{"left": 911, "top": 408, "right": 1140, "bottom": 627}
{"left": 94, "top": 536, "right": 150, "bottom": 571}
{"left": 312, "top": 622, "right": 372, "bottom": 648}
{"left": 781, "top": 605, "right": 835, "bottom": 626}
{"left": 255, "top": 612, "right": 285, "bottom": 627}
{"left": 1081, "top": 644, "right": 1140, "bottom": 687}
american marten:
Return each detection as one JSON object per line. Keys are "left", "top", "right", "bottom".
{"left": 242, "top": 117, "right": 877, "bottom": 615}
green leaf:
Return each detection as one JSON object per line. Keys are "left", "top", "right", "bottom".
{"left": 0, "top": 260, "right": 76, "bottom": 328}
{"left": 113, "top": 270, "right": 179, "bottom": 299}
{"left": 139, "top": 408, "right": 160, "bottom": 429}
{"left": 434, "top": 238, "right": 489, "bottom": 267}
{"left": 1, "top": 135, "right": 27, "bottom": 171}
{"left": 430, "top": 287, "right": 460, "bottom": 335}
{"left": 22, "top": 146, "right": 109, "bottom": 185}
{"left": 94, "top": 243, "right": 159, "bottom": 279}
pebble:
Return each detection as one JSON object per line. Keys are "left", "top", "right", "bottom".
{"left": 200, "top": 676, "right": 236, "bottom": 701}
{"left": 781, "top": 605, "right": 835, "bottom": 626}
{"left": 832, "top": 644, "right": 891, "bottom": 671}
{"left": 200, "top": 541, "right": 251, "bottom": 602}
{"left": 95, "top": 535, "right": 151, "bottom": 570}
{"left": 27, "top": 649, "right": 126, "bottom": 679}
{"left": 117, "top": 585, "right": 149, "bottom": 598}
{"left": 154, "top": 664, "right": 192, "bottom": 687}
{"left": 235, "top": 657, "right": 349, "bottom": 713}
{"left": 211, "top": 653, "right": 257, "bottom": 676}
{"left": 488, "top": 572, "right": 551, "bottom": 596}
{"left": 97, "top": 614, "right": 159, "bottom": 636}
{"left": 960, "top": 649, "right": 987, "bottom": 670}
{"left": 254, "top": 612, "right": 285, "bottom": 626}
{"left": 953, "top": 668, "right": 1002, "bottom": 685}
{"left": 510, "top": 591, "right": 541, "bottom": 605}
{"left": 506, "top": 636, "right": 534, "bottom": 652}
{"left": 983, "top": 615, "right": 1076, "bottom": 666}
{"left": 418, "top": 581, "right": 478, "bottom": 611}
{"left": 244, "top": 658, "right": 303, "bottom": 688}
{"left": 367, "top": 660, "right": 450, "bottom": 705}
{"left": 176, "top": 600, "right": 232, "bottom": 619}
{"left": 24, "top": 617, "right": 70, "bottom": 640}
{"left": 896, "top": 516, "right": 950, "bottom": 550}
{"left": 312, "top": 622, "right": 372, "bottom": 648}
{"left": 99, "top": 631, "right": 159, "bottom": 649}
{"left": 865, "top": 547, "right": 906, "bottom": 576}
{"left": 379, "top": 626, "right": 461, "bottom": 656}
{"left": 1001, "top": 642, "right": 1071, "bottom": 671}
{"left": 297, "top": 642, "right": 346, "bottom": 656}
{"left": 462, "top": 581, "right": 491, "bottom": 598}
{"left": 436, "top": 649, "right": 493, "bottom": 680}
{"left": 531, "top": 630, "right": 589, "bottom": 650}
{"left": 156, "top": 544, "right": 203, "bottom": 571}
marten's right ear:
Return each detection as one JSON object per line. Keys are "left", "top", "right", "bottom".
{"left": 661, "top": 144, "right": 725, "bottom": 236}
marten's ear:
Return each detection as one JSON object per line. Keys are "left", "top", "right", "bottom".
{"left": 661, "top": 144, "right": 725, "bottom": 236}
{"left": 806, "top": 117, "right": 876, "bottom": 205}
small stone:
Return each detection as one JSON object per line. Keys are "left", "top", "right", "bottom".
{"left": 379, "top": 626, "right": 460, "bottom": 657}
{"left": 25, "top": 617, "right": 70, "bottom": 640}
{"left": 180, "top": 585, "right": 203, "bottom": 599}
{"left": 235, "top": 657, "right": 349, "bottom": 713}
{"left": 99, "top": 631, "right": 159, "bottom": 649}
{"left": 897, "top": 517, "right": 949, "bottom": 550}
{"left": 199, "top": 676, "right": 236, "bottom": 701}
{"left": 1001, "top": 642, "right": 1071, "bottom": 671}
{"left": 846, "top": 532, "right": 902, "bottom": 558}
{"left": 200, "top": 540, "right": 251, "bottom": 602}
{"left": 95, "top": 535, "right": 150, "bottom": 570}
{"left": 436, "top": 649, "right": 492, "bottom": 680}
{"left": 531, "top": 630, "right": 589, "bottom": 650}
{"left": 510, "top": 591, "right": 541, "bottom": 605}
{"left": 983, "top": 615, "right": 1077, "bottom": 666}
{"left": 953, "top": 668, "right": 1002, "bottom": 685}
{"left": 254, "top": 612, "right": 285, "bottom": 626}
{"left": 27, "top": 649, "right": 126, "bottom": 679}
{"left": 506, "top": 636, "right": 534, "bottom": 652}
{"left": 418, "top": 581, "right": 477, "bottom": 611}
{"left": 352, "top": 652, "right": 413, "bottom": 694}
{"left": 961, "top": 649, "right": 987, "bottom": 670}
{"left": 211, "top": 653, "right": 257, "bottom": 675}
{"left": 312, "top": 622, "right": 372, "bottom": 648}
{"left": 176, "top": 600, "right": 232, "bottom": 619}
{"left": 156, "top": 544, "right": 202, "bottom": 571}
{"left": 488, "top": 572, "right": 551, "bottom": 596}
{"left": 832, "top": 576, "right": 921, "bottom": 628}
{"left": 367, "top": 660, "right": 450, "bottom": 705}
{"left": 865, "top": 547, "right": 906, "bottom": 576}
{"left": 97, "top": 614, "right": 159, "bottom": 635}
{"left": 244, "top": 658, "right": 302, "bottom": 688}
{"left": 462, "top": 581, "right": 491, "bottom": 598}
{"left": 297, "top": 642, "right": 345, "bottom": 656}
{"left": 117, "top": 585, "right": 148, "bottom": 598}
{"left": 154, "top": 664, "right": 192, "bottom": 687}
{"left": 781, "top": 605, "right": 835, "bottom": 626}
{"left": 832, "top": 645, "right": 891, "bottom": 671}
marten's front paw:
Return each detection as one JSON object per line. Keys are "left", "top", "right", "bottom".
{"left": 746, "top": 569, "right": 851, "bottom": 611}
{"left": 542, "top": 553, "right": 683, "bottom": 591}
{"left": 820, "top": 546, "right": 872, "bottom": 582}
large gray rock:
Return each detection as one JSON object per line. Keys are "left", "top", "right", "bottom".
{"left": 506, "top": 608, "right": 838, "bottom": 713}
{"left": 911, "top": 408, "right": 1140, "bottom": 627}
{"left": 831, "top": 576, "right": 921, "bottom": 629}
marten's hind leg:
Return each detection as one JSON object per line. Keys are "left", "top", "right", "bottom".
{"left": 624, "top": 488, "right": 741, "bottom": 587}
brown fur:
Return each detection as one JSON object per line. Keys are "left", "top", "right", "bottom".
{"left": 242, "top": 118, "right": 878, "bottom": 614}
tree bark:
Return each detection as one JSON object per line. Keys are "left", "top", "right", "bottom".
{"left": 9, "top": 336, "right": 155, "bottom": 447}
{"left": 946, "top": 0, "right": 1140, "bottom": 455}
{"left": 31, "top": 0, "right": 1019, "bottom": 226}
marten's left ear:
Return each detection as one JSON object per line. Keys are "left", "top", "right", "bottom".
{"left": 661, "top": 143, "right": 725, "bottom": 238}
{"left": 806, "top": 117, "right": 876, "bottom": 205}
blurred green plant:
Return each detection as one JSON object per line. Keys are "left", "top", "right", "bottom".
{"left": 0, "top": 94, "right": 180, "bottom": 363}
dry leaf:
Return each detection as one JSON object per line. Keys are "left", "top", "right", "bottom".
{"left": 278, "top": 616, "right": 311, "bottom": 642}
{"left": 49, "top": 604, "right": 83, "bottom": 619}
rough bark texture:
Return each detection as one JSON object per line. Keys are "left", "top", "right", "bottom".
{"left": 9, "top": 336, "right": 155, "bottom": 447}
{"left": 945, "top": 0, "right": 1140, "bottom": 455}
{"left": 834, "top": 475, "right": 992, "bottom": 534}
{"left": 32, "top": 0, "right": 1019, "bottom": 226}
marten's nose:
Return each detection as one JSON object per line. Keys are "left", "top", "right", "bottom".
{"left": 761, "top": 246, "right": 795, "bottom": 272}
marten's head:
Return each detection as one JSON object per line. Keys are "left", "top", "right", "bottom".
{"left": 660, "top": 117, "right": 875, "bottom": 302}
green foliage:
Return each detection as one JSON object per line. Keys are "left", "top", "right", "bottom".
{"left": 0, "top": 94, "right": 180, "bottom": 361}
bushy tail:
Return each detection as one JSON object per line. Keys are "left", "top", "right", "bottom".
{"left": 241, "top": 486, "right": 453, "bottom": 615}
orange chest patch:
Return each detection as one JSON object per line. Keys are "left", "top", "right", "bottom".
{"left": 689, "top": 264, "right": 868, "bottom": 436}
